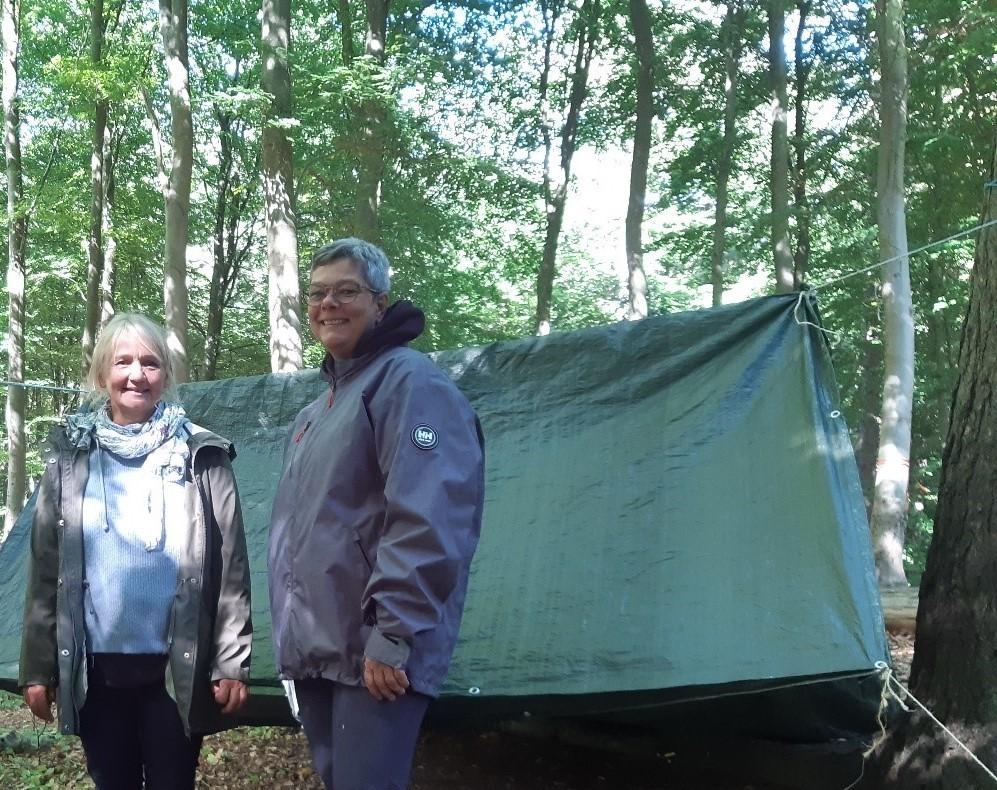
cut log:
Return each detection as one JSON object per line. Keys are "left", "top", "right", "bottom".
{"left": 879, "top": 585, "right": 919, "bottom": 634}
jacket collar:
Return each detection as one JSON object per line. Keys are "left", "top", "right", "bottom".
{"left": 187, "top": 425, "right": 236, "bottom": 461}
{"left": 320, "top": 299, "right": 425, "bottom": 385}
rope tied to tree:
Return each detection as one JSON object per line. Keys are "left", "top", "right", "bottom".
{"left": 810, "top": 216, "right": 997, "bottom": 292}
{"left": 842, "top": 661, "right": 997, "bottom": 790}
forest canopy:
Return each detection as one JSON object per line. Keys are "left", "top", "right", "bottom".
{"left": 1, "top": 0, "right": 994, "bottom": 583}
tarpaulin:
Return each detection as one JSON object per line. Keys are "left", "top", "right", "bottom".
{"left": 0, "top": 293, "right": 890, "bottom": 738}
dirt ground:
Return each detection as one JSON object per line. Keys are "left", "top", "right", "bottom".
{"left": 0, "top": 634, "right": 915, "bottom": 790}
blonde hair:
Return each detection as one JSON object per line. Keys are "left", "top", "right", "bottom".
{"left": 85, "top": 313, "right": 178, "bottom": 406}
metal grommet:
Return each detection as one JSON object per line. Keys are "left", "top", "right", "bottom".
{"left": 60, "top": 649, "right": 70, "bottom": 656}
{"left": 183, "top": 652, "right": 191, "bottom": 660}
{"left": 468, "top": 686, "right": 481, "bottom": 696}
{"left": 47, "top": 458, "right": 57, "bottom": 464}
{"left": 829, "top": 410, "right": 841, "bottom": 418}
{"left": 57, "top": 519, "right": 65, "bottom": 527}
{"left": 188, "top": 577, "right": 197, "bottom": 585}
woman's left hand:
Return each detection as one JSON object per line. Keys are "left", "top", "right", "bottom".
{"left": 363, "top": 657, "right": 410, "bottom": 701}
{"left": 212, "top": 679, "right": 249, "bottom": 714}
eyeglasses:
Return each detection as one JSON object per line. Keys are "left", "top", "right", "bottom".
{"left": 306, "top": 284, "right": 380, "bottom": 305}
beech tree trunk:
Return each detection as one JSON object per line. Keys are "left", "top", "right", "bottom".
{"left": 100, "top": 121, "right": 120, "bottom": 327}
{"left": 261, "top": 0, "right": 303, "bottom": 372}
{"left": 82, "top": 0, "right": 107, "bottom": 379}
{"left": 2, "top": 0, "right": 27, "bottom": 537}
{"left": 624, "top": 0, "right": 652, "bottom": 321}
{"left": 711, "top": 2, "right": 743, "bottom": 307}
{"left": 159, "top": 0, "right": 192, "bottom": 382}
{"left": 854, "top": 302, "right": 884, "bottom": 516}
{"left": 339, "top": 0, "right": 354, "bottom": 66}
{"left": 791, "top": 0, "right": 811, "bottom": 288}
{"left": 873, "top": 125, "right": 997, "bottom": 790}
{"left": 869, "top": 0, "right": 913, "bottom": 588}
{"left": 98, "top": 1, "right": 124, "bottom": 329}
{"left": 534, "top": 0, "right": 600, "bottom": 335}
{"left": 353, "top": 0, "right": 388, "bottom": 243}
{"left": 205, "top": 97, "right": 257, "bottom": 380}
{"left": 205, "top": 108, "right": 235, "bottom": 381}
{"left": 768, "top": 0, "right": 793, "bottom": 294}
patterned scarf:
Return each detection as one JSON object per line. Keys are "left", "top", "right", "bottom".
{"left": 69, "top": 401, "right": 190, "bottom": 551}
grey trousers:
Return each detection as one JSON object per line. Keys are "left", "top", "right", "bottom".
{"left": 295, "top": 678, "right": 430, "bottom": 790}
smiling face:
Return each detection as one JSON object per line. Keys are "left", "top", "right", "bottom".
{"left": 308, "top": 258, "right": 388, "bottom": 360}
{"left": 102, "top": 332, "right": 166, "bottom": 425}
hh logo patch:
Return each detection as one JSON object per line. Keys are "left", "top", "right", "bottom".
{"left": 411, "top": 425, "right": 438, "bottom": 450}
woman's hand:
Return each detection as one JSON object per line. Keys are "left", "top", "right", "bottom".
{"left": 362, "top": 657, "right": 410, "bottom": 701}
{"left": 212, "top": 679, "right": 249, "bottom": 714}
{"left": 23, "top": 684, "right": 55, "bottom": 722}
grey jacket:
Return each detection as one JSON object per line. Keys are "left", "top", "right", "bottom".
{"left": 268, "top": 346, "right": 484, "bottom": 696}
{"left": 19, "top": 422, "right": 252, "bottom": 736}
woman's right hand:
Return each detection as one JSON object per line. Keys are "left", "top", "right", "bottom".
{"left": 23, "top": 684, "right": 55, "bottom": 722}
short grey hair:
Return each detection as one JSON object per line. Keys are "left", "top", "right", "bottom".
{"left": 85, "top": 312, "right": 178, "bottom": 405}
{"left": 310, "top": 237, "right": 391, "bottom": 293}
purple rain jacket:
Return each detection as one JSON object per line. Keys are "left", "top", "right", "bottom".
{"left": 267, "top": 301, "right": 485, "bottom": 696}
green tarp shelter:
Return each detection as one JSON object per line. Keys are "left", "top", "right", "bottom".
{"left": 0, "top": 293, "right": 890, "bottom": 739}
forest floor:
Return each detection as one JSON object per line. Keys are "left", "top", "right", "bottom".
{"left": 0, "top": 634, "right": 914, "bottom": 790}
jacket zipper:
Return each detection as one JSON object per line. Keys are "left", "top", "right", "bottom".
{"left": 293, "top": 420, "right": 312, "bottom": 444}
{"left": 189, "top": 444, "right": 209, "bottom": 673}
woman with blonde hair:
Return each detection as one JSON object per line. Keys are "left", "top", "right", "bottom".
{"left": 20, "top": 312, "right": 252, "bottom": 789}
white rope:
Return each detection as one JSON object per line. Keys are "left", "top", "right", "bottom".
{"left": 881, "top": 662, "right": 997, "bottom": 784}
{"left": 812, "top": 217, "right": 997, "bottom": 291}
{"left": 0, "top": 380, "right": 84, "bottom": 394}
{"left": 842, "top": 661, "right": 997, "bottom": 789}
{"left": 792, "top": 290, "right": 840, "bottom": 339}
{"left": 841, "top": 759, "right": 865, "bottom": 790}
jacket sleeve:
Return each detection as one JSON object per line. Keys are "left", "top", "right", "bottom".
{"left": 362, "top": 362, "right": 485, "bottom": 668}
{"left": 19, "top": 455, "right": 61, "bottom": 689}
{"left": 203, "top": 450, "right": 253, "bottom": 682}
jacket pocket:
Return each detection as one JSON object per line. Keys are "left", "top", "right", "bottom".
{"left": 353, "top": 528, "right": 374, "bottom": 574}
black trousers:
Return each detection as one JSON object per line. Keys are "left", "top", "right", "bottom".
{"left": 295, "top": 678, "right": 430, "bottom": 790}
{"left": 79, "top": 665, "right": 203, "bottom": 790}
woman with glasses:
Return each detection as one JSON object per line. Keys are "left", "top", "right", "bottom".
{"left": 268, "top": 237, "right": 484, "bottom": 789}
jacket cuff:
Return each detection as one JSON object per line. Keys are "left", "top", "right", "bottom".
{"left": 210, "top": 666, "right": 250, "bottom": 683}
{"left": 19, "top": 677, "right": 58, "bottom": 690}
{"left": 364, "top": 627, "right": 411, "bottom": 669}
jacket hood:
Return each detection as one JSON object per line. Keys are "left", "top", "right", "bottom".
{"left": 321, "top": 299, "right": 425, "bottom": 381}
